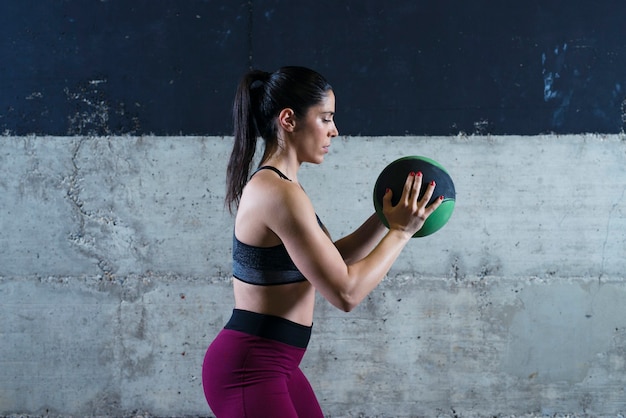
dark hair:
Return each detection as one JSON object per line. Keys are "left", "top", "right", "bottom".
{"left": 225, "top": 66, "right": 333, "bottom": 212}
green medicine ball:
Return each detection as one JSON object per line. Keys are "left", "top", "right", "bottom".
{"left": 373, "top": 155, "right": 456, "bottom": 238}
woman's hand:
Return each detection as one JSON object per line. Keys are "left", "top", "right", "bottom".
{"left": 382, "top": 171, "right": 443, "bottom": 238}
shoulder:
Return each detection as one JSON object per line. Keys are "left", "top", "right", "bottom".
{"left": 252, "top": 171, "right": 314, "bottom": 217}
{"left": 237, "top": 170, "right": 316, "bottom": 239}
{"left": 242, "top": 169, "right": 306, "bottom": 206}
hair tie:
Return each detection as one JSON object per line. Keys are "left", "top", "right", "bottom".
{"left": 250, "top": 71, "right": 270, "bottom": 90}
{"left": 250, "top": 80, "right": 264, "bottom": 89}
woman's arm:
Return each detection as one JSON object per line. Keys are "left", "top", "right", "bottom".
{"left": 269, "top": 172, "right": 441, "bottom": 313}
{"left": 334, "top": 214, "right": 387, "bottom": 264}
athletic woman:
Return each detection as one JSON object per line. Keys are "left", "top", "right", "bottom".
{"left": 202, "top": 66, "right": 443, "bottom": 417}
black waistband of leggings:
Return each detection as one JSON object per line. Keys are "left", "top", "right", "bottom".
{"left": 224, "top": 309, "right": 312, "bottom": 349}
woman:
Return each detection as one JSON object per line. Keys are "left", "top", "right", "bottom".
{"left": 202, "top": 66, "right": 443, "bottom": 417}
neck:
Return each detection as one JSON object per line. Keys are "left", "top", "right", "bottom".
{"left": 261, "top": 154, "right": 301, "bottom": 183}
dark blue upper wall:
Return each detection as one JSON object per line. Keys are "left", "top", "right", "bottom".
{"left": 1, "top": 0, "right": 625, "bottom": 136}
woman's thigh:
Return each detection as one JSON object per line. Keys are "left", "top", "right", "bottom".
{"left": 287, "top": 367, "right": 324, "bottom": 418}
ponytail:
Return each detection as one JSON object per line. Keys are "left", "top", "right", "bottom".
{"left": 225, "top": 70, "right": 269, "bottom": 213}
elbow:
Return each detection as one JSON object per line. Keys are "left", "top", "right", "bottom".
{"left": 342, "top": 304, "right": 357, "bottom": 313}
{"left": 335, "top": 292, "right": 360, "bottom": 313}
{"left": 336, "top": 302, "right": 356, "bottom": 313}
{"left": 322, "top": 271, "right": 364, "bottom": 312}
{"left": 336, "top": 302, "right": 357, "bottom": 313}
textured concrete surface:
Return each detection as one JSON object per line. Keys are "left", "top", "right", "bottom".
{"left": 1, "top": 135, "right": 626, "bottom": 417}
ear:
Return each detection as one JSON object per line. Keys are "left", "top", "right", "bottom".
{"left": 277, "top": 108, "right": 296, "bottom": 132}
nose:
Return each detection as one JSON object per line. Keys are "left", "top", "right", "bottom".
{"left": 330, "top": 121, "right": 339, "bottom": 137}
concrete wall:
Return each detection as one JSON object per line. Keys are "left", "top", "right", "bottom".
{"left": 1, "top": 134, "right": 626, "bottom": 417}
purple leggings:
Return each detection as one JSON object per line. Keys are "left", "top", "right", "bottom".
{"left": 202, "top": 309, "right": 324, "bottom": 417}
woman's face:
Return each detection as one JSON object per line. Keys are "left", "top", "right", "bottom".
{"left": 293, "top": 90, "right": 339, "bottom": 164}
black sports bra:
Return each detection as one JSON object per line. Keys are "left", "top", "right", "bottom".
{"left": 232, "top": 166, "right": 326, "bottom": 286}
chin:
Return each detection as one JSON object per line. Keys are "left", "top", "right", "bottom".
{"left": 305, "top": 155, "right": 325, "bottom": 165}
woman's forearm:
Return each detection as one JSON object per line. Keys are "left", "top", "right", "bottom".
{"left": 334, "top": 213, "right": 388, "bottom": 264}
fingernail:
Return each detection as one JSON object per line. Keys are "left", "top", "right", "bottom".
{"left": 439, "top": 195, "right": 444, "bottom": 200}
{"left": 417, "top": 171, "right": 422, "bottom": 177}
{"left": 430, "top": 180, "right": 436, "bottom": 186}
{"left": 409, "top": 171, "right": 416, "bottom": 177}
{"left": 386, "top": 188, "right": 391, "bottom": 194}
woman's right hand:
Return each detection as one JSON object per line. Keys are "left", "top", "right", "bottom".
{"left": 381, "top": 171, "right": 443, "bottom": 238}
